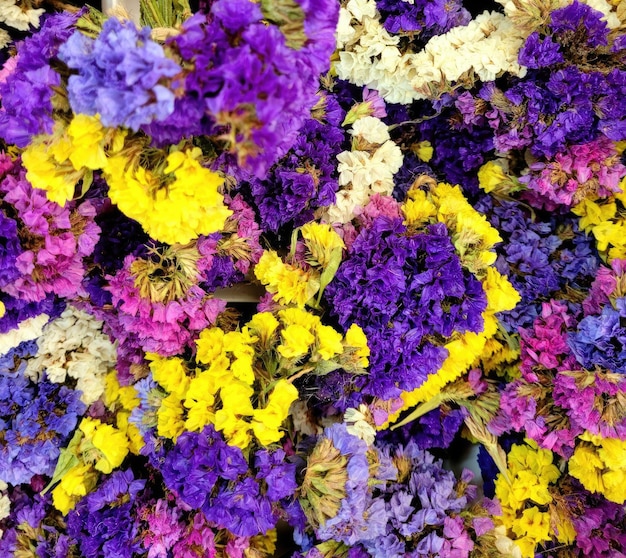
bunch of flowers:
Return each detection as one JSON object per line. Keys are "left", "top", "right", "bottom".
{"left": 2, "top": 0, "right": 626, "bottom": 556}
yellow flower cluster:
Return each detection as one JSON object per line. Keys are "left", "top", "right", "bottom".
{"left": 50, "top": 416, "right": 131, "bottom": 514}
{"left": 104, "top": 147, "right": 232, "bottom": 245}
{"left": 22, "top": 114, "right": 126, "bottom": 206}
{"left": 150, "top": 309, "right": 369, "bottom": 449}
{"left": 103, "top": 371, "right": 144, "bottom": 455}
{"left": 568, "top": 432, "right": 626, "bottom": 503}
{"left": 402, "top": 181, "right": 502, "bottom": 274}
{"left": 494, "top": 442, "right": 570, "bottom": 558}
{"left": 381, "top": 266, "right": 520, "bottom": 427}
{"left": 255, "top": 251, "right": 320, "bottom": 306}
{"left": 255, "top": 222, "right": 345, "bottom": 307}
{"left": 572, "top": 181, "right": 626, "bottom": 261}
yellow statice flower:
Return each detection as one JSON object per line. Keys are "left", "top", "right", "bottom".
{"left": 483, "top": 267, "right": 521, "bottom": 314}
{"left": 255, "top": 250, "right": 320, "bottom": 306}
{"left": 572, "top": 198, "right": 617, "bottom": 232}
{"left": 401, "top": 181, "right": 502, "bottom": 274}
{"left": 493, "top": 442, "right": 562, "bottom": 557}
{"left": 251, "top": 379, "right": 298, "bottom": 445}
{"left": 196, "top": 327, "right": 225, "bottom": 365}
{"left": 278, "top": 307, "right": 322, "bottom": 330}
{"left": 344, "top": 323, "right": 370, "bottom": 368}
{"left": 477, "top": 160, "right": 508, "bottom": 193}
{"left": 278, "top": 324, "right": 316, "bottom": 359}
{"left": 402, "top": 188, "right": 437, "bottom": 228}
{"left": 248, "top": 312, "right": 280, "bottom": 347}
{"left": 157, "top": 393, "right": 186, "bottom": 441}
{"left": 315, "top": 324, "right": 344, "bottom": 360}
{"left": 104, "top": 147, "right": 232, "bottom": 245}
{"left": 412, "top": 140, "right": 433, "bottom": 162}
{"left": 67, "top": 114, "right": 110, "bottom": 170}
{"left": 300, "top": 222, "right": 345, "bottom": 268}
{"left": 51, "top": 463, "right": 98, "bottom": 515}
{"left": 102, "top": 372, "right": 143, "bottom": 455}
{"left": 0, "top": 300, "right": 5, "bottom": 319}
{"left": 569, "top": 433, "right": 626, "bottom": 503}
{"left": 214, "top": 380, "right": 255, "bottom": 449}
{"left": 22, "top": 136, "right": 81, "bottom": 206}
{"left": 148, "top": 353, "right": 190, "bottom": 399}
{"left": 79, "top": 417, "right": 130, "bottom": 474}
{"left": 23, "top": 115, "right": 125, "bottom": 206}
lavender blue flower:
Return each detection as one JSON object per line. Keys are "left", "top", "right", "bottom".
{"left": 0, "top": 374, "right": 85, "bottom": 485}
{"left": 59, "top": 18, "right": 181, "bottom": 129}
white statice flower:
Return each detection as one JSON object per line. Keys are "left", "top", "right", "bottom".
{"left": 335, "top": 3, "right": 527, "bottom": 105}
{"left": 327, "top": 134, "right": 403, "bottom": 222}
{"left": 0, "top": 0, "right": 44, "bottom": 31}
{"left": 350, "top": 116, "right": 390, "bottom": 145}
{"left": 373, "top": 140, "right": 403, "bottom": 173}
{"left": 25, "top": 305, "right": 117, "bottom": 405}
{"left": 337, "top": 7, "right": 356, "bottom": 45}
{"left": 345, "top": 0, "right": 377, "bottom": 21}
{"left": 344, "top": 404, "right": 376, "bottom": 445}
{"left": 0, "top": 313, "right": 49, "bottom": 356}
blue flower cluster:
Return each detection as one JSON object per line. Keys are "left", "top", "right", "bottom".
{"left": 59, "top": 18, "right": 181, "bottom": 130}
{"left": 0, "top": 371, "right": 85, "bottom": 485}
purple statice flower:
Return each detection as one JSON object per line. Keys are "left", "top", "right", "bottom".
{"left": 0, "top": 373, "right": 86, "bottom": 485}
{"left": 475, "top": 194, "right": 598, "bottom": 332}
{"left": 66, "top": 469, "right": 146, "bottom": 558}
{"left": 200, "top": 194, "right": 263, "bottom": 290}
{"left": 0, "top": 10, "right": 80, "bottom": 147}
{"left": 255, "top": 448, "right": 297, "bottom": 501}
{"left": 359, "top": 440, "right": 480, "bottom": 557}
{"left": 377, "top": 0, "right": 470, "bottom": 42}
{"left": 151, "top": 0, "right": 338, "bottom": 177}
{"left": 485, "top": 3, "right": 626, "bottom": 158}
{"left": 0, "top": 487, "right": 73, "bottom": 557}
{"left": 381, "top": 407, "right": 465, "bottom": 450}
{"left": 0, "top": 292, "right": 60, "bottom": 335}
{"left": 0, "top": 156, "right": 100, "bottom": 303}
{"left": 160, "top": 426, "right": 290, "bottom": 538}
{"left": 391, "top": 152, "right": 437, "bottom": 202}
{"left": 549, "top": 0, "right": 609, "bottom": 48}
{"left": 59, "top": 18, "right": 181, "bottom": 130}
{"left": 568, "top": 297, "right": 626, "bottom": 373}
{"left": 413, "top": 102, "right": 495, "bottom": 194}
{"left": 302, "top": 423, "right": 383, "bottom": 546}
{"left": 566, "top": 480, "right": 626, "bottom": 556}
{"left": 161, "top": 427, "right": 246, "bottom": 510}
{"left": 518, "top": 32, "right": 564, "bottom": 68}
{"left": 0, "top": 209, "right": 22, "bottom": 288}
{"left": 247, "top": 117, "right": 345, "bottom": 233}
{"left": 323, "top": 216, "right": 486, "bottom": 401}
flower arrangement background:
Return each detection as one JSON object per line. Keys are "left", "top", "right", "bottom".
{"left": 1, "top": 0, "right": 626, "bottom": 556}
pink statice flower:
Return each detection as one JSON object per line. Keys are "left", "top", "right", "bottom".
{"left": 520, "top": 136, "right": 626, "bottom": 208}
{"left": 0, "top": 156, "right": 100, "bottom": 302}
